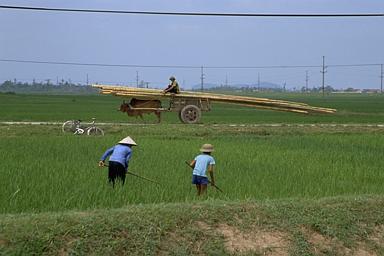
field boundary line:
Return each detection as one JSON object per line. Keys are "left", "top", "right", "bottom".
{"left": 213, "top": 123, "right": 384, "bottom": 127}
{"left": 0, "top": 121, "right": 384, "bottom": 127}
{"left": 0, "top": 121, "right": 155, "bottom": 126}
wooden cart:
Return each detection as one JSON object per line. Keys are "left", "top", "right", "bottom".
{"left": 169, "top": 96, "right": 211, "bottom": 123}
{"left": 93, "top": 84, "right": 336, "bottom": 124}
{"left": 116, "top": 95, "right": 210, "bottom": 124}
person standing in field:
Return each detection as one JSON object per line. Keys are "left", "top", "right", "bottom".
{"left": 98, "top": 136, "right": 137, "bottom": 188}
{"left": 187, "top": 144, "right": 216, "bottom": 196}
{"left": 163, "top": 76, "right": 180, "bottom": 94}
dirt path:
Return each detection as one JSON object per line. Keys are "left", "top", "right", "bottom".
{"left": 1, "top": 121, "right": 383, "bottom": 128}
{"left": 0, "top": 121, "right": 153, "bottom": 126}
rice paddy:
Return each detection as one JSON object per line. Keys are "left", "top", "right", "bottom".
{"left": 0, "top": 92, "right": 384, "bottom": 214}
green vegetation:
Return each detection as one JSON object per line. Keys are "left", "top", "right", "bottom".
{"left": 0, "top": 80, "right": 97, "bottom": 94}
{"left": 1, "top": 124, "right": 384, "bottom": 214}
{"left": 1, "top": 197, "right": 384, "bottom": 255}
{"left": 1, "top": 92, "right": 384, "bottom": 123}
{"left": 1, "top": 93, "right": 384, "bottom": 255}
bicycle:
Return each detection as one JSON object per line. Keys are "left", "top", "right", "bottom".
{"left": 62, "top": 118, "right": 104, "bottom": 136}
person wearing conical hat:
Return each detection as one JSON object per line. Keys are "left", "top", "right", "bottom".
{"left": 187, "top": 144, "right": 216, "bottom": 196}
{"left": 163, "top": 76, "right": 180, "bottom": 94}
{"left": 98, "top": 136, "right": 137, "bottom": 188}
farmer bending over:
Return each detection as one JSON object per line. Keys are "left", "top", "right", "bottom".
{"left": 98, "top": 136, "right": 137, "bottom": 188}
{"left": 163, "top": 76, "right": 180, "bottom": 94}
{"left": 188, "top": 144, "right": 215, "bottom": 196}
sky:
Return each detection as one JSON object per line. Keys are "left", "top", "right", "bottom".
{"left": 0, "top": 0, "right": 383, "bottom": 90}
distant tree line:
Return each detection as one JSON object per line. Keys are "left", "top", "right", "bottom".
{"left": 0, "top": 80, "right": 97, "bottom": 94}
{"left": 300, "top": 85, "right": 335, "bottom": 93}
{"left": 203, "top": 85, "right": 337, "bottom": 93}
{"left": 205, "top": 85, "right": 380, "bottom": 93}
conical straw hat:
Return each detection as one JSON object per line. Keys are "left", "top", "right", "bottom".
{"left": 200, "top": 144, "right": 214, "bottom": 152}
{"left": 118, "top": 136, "right": 137, "bottom": 146}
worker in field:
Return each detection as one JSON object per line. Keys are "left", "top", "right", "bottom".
{"left": 163, "top": 76, "right": 180, "bottom": 94}
{"left": 98, "top": 136, "right": 137, "bottom": 188}
{"left": 187, "top": 144, "right": 216, "bottom": 196}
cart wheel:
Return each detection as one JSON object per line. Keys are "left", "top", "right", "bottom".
{"left": 86, "top": 127, "right": 104, "bottom": 136}
{"left": 180, "top": 105, "right": 201, "bottom": 124}
{"left": 62, "top": 120, "right": 77, "bottom": 133}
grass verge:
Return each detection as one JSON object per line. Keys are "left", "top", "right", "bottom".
{"left": 1, "top": 196, "right": 384, "bottom": 255}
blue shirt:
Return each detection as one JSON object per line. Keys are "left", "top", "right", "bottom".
{"left": 193, "top": 154, "right": 215, "bottom": 177}
{"left": 100, "top": 144, "right": 132, "bottom": 169}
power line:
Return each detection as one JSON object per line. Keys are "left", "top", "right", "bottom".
{"left": 0, "top": 58, "right": 382, "bottom": 69}
{"left": 0, "top": 59, "right": 199, "bottom": 69}
{"left": 1, "top": 5, "right": 383, "bottom": 18}
{"left": 327, "top": 64, "right": 383, "bottom": 67}
{"left": 206, "top": 65, "right": 322, "bottom": 69}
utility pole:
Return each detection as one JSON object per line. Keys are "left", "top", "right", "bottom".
{"left": 305, "top": 70, "right": 309, "bottom": 92}
{"left": 200, "top": 66, "right": 205, "bottom": 91}
{"left": 257, "top": 73, "right": 260, "bottom": 91}
{"left": 225, "top": 75, "right": 228, "bottom": 87}
{"left": 380, "top": 64, "right": 383, "bottom": 93}
{"left": 86, "top": 74, "right": 89, "bottom": 86}
{"left": 320, "top": 56, "right": 327, "bottom": 96}
{"left": 136, "top": 71, "right": 139, "bottom": 88}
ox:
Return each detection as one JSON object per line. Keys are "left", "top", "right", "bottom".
{"left": 119, "top": 98, "right": 162, "bottom": 123}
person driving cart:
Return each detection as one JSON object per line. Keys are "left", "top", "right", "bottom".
{"left": 163, "top": 76, "right": 180, "bottom": 94}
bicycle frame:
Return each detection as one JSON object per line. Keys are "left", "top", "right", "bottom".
{"left": 62, "top": 118, "right": 104, "bottom": 136}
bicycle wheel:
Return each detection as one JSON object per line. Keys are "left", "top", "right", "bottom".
{"left": 86, "top": 126, "right": 104, "bottom": 136}
{"left": 62, "top": 120, "right": 77, "bottom": 133}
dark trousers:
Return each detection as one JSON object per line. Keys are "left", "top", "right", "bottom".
{"left": 108, "top": 161, "right": 127, "bottom": 187}
{"left": 165, "top": 85, "right": 179, "bottom": 94}
{"left": 168, "top": 87, "right": 178, "bottom": 93}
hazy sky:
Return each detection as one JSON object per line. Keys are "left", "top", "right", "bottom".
{"left": 0, "top": 0, "right": 383, "bottom": 89}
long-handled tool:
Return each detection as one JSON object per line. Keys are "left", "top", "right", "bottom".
{"left": 184, "top": 161, "right": 224, "bottom": 193}
{"left": 103, "top": 164, "right": 160, "bottom": 185}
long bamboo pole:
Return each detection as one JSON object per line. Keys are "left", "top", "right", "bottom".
{"left": 93, "top": 84, "right": 336, "bottom": 114}
{"left": 110, "top": 90, "right": 335, "bottom": 113}
{"left": 109, "top": 91, "right": 334, "bottom": 113}
{"left": 98, "top": 85, "right": 309, "bottom": 106}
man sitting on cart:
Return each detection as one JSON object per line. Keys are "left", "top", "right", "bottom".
{"left": 163, "top": 76, "right": 180, "bottom": 94}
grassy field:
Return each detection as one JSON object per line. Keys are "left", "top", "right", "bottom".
{"left": 1, "top": 92, "right": 384, "bottom": 255}
{"left": 1, "top": 92, "right": 384, "bottom": 123}
{"left": 1, "top": 123, "right": 384, "bottom": 214}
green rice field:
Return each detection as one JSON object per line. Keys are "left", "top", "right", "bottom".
{"left": 1, "top": 92, "right": 384, "bottom": 214}
{"left": 1, "top": 92, "right": 384, "bottom": 123}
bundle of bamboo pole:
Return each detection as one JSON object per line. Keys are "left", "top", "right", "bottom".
{"left": 92, "top": 84, "right": 336, "bottom": 114}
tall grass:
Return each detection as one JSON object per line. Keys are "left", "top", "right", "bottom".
{"left": 1, "top": 127, "right": 383, "bottom": 214}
